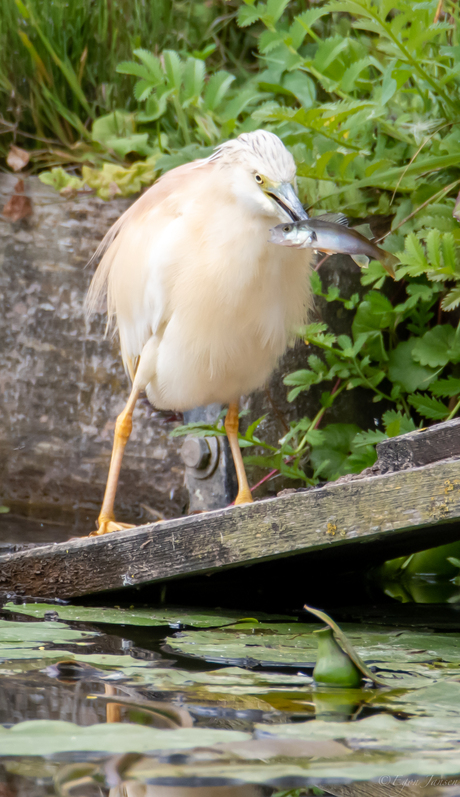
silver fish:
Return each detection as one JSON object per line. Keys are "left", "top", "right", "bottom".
{"left": 269, "top": 213, "right": 397, "bottom": 277}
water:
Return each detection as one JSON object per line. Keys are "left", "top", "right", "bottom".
{"left": 1, "top": 516, "right": 460, "bottom": 795}
{"left": 1, "top": 599, "right": 460, "bottom": 796}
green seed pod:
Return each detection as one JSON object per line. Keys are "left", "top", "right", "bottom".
{"left": 313, "top": 627, "right": 363, "bottom": 688}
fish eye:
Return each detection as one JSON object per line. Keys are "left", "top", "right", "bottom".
{"left": 254, "top": 174, "right": 264, "bottom": 185}
{"left": 283, "top": 225, "right": 291, "bottom": 233}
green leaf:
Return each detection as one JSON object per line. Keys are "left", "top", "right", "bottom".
{"left": 5, "top": 603, "right": 288, "bottom": 627}
{"left": 266, "top": 0, "right": 290, "bottom": 23}
{"left": 382, "top": 409, "right": 417, "bottom": 436}
{"left": 163, "top": 49, "right": 183, "bottom": 91}
{"left": 431, "top": 377, "right": 460, "bottom": 398}
{"left": 133, "top": 49, "right": 164, "bottom": 81}
{"left": 283, "top": 71, "right": 316, "bottom": 108}
{"left": 91, "top": 110, "right": 135, "bottom": 144}
{"left": 310, "top": 270, "right": 323, "bottom": 295}
{"left": 304, "top": 605, "right": 387, "bottom": 686}
{"left": 133, "top": 79, "right": 155, "bottom": 102}
{"left": 204, "top": 71, "right": 236, "bottom": 111}
{"left": 412, "top": 325, "right": 455, "bottom": 367}
{"left": 182, "top": 57, "right": 205, "bottom": 102}
{"left": 237, "top": 4, "right": 261, "bottom": 26}
{"left": 442, "top": 287, "right": 460, "bottom": 312}
{"left": 39, "top": 167, "right": 83, "bottom": 193}
{"left": 409, "top": 393, "right": 449, "bottom": 420}
{"left": 137, "top": 90, "right": 171, "bottom": 121}
{"left": 0, "top": 721, "right": 250, "bottom": 756}
{"left": 309, "top": 423, "right": 361, "bottom": 481}
{"left": 388, "top": 340, "right": 437, "bottom": 393}
{"left": 116, "top": 61, "right": 153, "bottom": 80}
{"left": 352, "top": 429, "right": 387, "bottom": 447}
{"left": 352, "top": 291, "right": 394, "bottom": 337}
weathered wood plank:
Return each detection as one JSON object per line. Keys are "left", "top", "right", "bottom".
{"left": 377, "top": 418, "right": 460, "bottom": 473}
{"left": 1, "top": 457, "right": 460, "bottom": 600}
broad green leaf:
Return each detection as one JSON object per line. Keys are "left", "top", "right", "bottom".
{"left": 168, "top": 621, "right": 460, "bottom": 667}
{"left": 283, "top": 71, "right": 316, "bottom": 108}
{"left": 0, "top": 721, "right": 250, "bottom": 756}
{"left": 5, "top": 603, "right": 290, "bottom": 628}
{"left": 309, "top": 424, "right": 361, "bottom": 480}
{"left": 412, "top": 325, "right": 455, "bottom": 367}
{"left": 352, "top": 291, "right": 394, "bottom": 337}
{"left": 91, "top": 111, "right": 137, "bottom": 147}
{"left": 388, "top": 340, "right": 437, "bottom": 393}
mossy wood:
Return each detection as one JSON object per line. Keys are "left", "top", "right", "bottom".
{"left": 1, "top": 457, "right": 460, "bottom": 599}
{"left": 377, "top": 418, "right": 460, "bottom": 473}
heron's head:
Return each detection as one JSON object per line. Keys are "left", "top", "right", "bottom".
{"left": 209, "top": 130, "right": 308, "bottom": 222}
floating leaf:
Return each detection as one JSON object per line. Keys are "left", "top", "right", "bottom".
{"left": 0, "top": 720, "right": 249, "bottom": 756}
{"left": 5, "top": 603, "right": 290, "bottom": 628}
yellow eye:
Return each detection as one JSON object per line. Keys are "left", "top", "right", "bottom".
{"left": 254, "top": 174, "right": 263, "bottom": 185}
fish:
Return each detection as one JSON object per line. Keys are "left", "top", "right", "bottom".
{"left": 269, "top": 213, "right": 398, "bottom": 278}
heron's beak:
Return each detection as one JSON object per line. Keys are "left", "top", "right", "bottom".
{"left": 266, "top": 182, "right": 308, "bottom": 222}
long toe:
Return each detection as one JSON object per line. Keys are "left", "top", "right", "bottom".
{"left": 89, "top": 520, "right": 136, "bottom": 537}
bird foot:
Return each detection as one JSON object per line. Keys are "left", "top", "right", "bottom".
{"left": 89, "top": 519, "right": 136, "bottom": 537}
{"left": 234, "top": 489, "right": 253, "bottom": 506}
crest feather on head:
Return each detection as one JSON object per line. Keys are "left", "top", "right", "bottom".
{"left": 209, "top": 129, "right": 296, "bottom": 183}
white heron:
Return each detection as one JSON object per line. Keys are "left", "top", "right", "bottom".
{"left": 86, "top": 130, "right": 312, "bottom": 535}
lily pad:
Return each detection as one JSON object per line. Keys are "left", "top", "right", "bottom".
{"left": 167, "top": 621, "right": 460, "bottom": 671}
{"left": 0, "top": 720, "right": 250, "bottom": 756}
{"left": 0, "top": 621, "right": 95, "bottom": 654}
{"left": 4, "top": 603, "right": 290, "bottom": 628}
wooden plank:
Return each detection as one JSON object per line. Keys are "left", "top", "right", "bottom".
{"left": 1, "top": 457, "right": 460, "bottom": 600}
{"left": 377, "top": 418, "right": 460, "bottom": 473}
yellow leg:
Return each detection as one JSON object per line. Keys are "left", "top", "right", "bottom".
{"left": 225, "top": 401, "right": 253, "bottom": 506}
{"left": 90, "top": 385, "right": 140, "bottom": 536}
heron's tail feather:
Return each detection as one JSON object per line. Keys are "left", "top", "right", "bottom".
{"left": 84, "top": 213, "right": 129, "bottom": 329}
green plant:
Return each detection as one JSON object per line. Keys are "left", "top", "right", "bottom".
{"left": 171, "top": 0, "right": 460, "bottom": 491}
{"left": 36, "top": 45, "right": 266, "bottom": 196}
{"left": 0, "top": 0, "right": 253, "bottom": 159}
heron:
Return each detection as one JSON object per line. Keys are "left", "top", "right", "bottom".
{"left": 86, "top": 130, "right": 312, "bottom": 535}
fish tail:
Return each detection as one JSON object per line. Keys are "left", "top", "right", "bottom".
{"left": 379, "top": 250, "right": 398, "bottom": 279}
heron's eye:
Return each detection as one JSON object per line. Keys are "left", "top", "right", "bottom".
{"left": 254, "top": 174, "right": 264, "bottom": 185}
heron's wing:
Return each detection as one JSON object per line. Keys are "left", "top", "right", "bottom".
{"left": 85, "top": 160, "right": 211, "bottom": 379}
